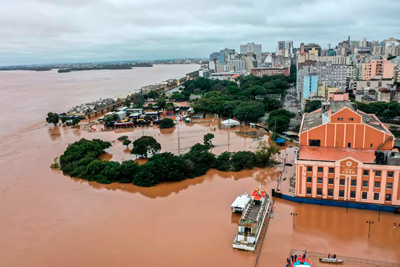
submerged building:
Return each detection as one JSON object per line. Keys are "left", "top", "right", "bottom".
{"left": 295, "top": 92, "right": 400, "bottom": 206}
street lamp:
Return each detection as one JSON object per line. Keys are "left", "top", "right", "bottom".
{"left": 366, "top": 220, "right": 374, "bottom": 238}
{"left": 290, "top": 212, "right": 298, "bottom": 229}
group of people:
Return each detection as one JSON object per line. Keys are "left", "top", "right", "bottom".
{"left": 327, "top": 253, "right": 337, "bottom": 259}
{"left": 286, "top": 252, "right": 308, "bottom": 266}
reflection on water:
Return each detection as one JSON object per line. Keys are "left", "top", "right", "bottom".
{"left": 47, "top": 126, "right": 61, "bottom": 141}
{"left": 70, "top": 168, "right": 273, "bottom": 199}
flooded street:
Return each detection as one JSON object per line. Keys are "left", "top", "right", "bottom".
{"left": 0, "top": 67, "right": 399, "bottom": 267}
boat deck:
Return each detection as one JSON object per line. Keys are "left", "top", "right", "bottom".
{"left": 244, "top": 203, "right": 261, "bottom": 222}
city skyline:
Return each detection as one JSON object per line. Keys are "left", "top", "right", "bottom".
{"left": 1, "top": 0, "right": 400, "bottom": 66}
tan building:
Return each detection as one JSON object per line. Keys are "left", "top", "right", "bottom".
{"left": 296, "top": 93, "right": 400, "bottom": 206}
{"left": 251, "top": 66, "right": 290, "bottom": 77}
{"left": 317, "top": 81, "right": 340, "bottom": 99}
{"left": 362, "top": 59, "right": 394, "bottom": 80}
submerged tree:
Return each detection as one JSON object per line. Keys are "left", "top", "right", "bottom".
{"left": 131, "top": 136, "right": 161, "bottom": 158}
{"left": 203, "top": 133, "right": 215, "bottom": 148}
{"left": 159, "top": 118, "right": 175, "bottom": 129}
{"left": 46, "top": 112, "right": 59, "bottom": 126}
{"left": 123, "top": 139, "right": 132, "bottom": 149}
{"left": 255, "top": 141, "right": 280, "bottom": 167}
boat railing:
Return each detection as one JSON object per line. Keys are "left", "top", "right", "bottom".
{"left": 289, "top": 249, "right": 400, "bottom": 267}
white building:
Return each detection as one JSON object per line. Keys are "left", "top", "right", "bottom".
{"left": 240, "top": 43, "right": 262, "bottom": 63}
{"left": 228, "top": 59, "right": 246, "bottom": 71}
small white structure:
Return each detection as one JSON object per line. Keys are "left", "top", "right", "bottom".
{"left": 231, "top": 193, "right": 251, "bottom": 213}
{"left": 115, "top": 111, "right": 126, "bottom": 120}
{"left": 221, "top": 119, "right": 240, "bottom": 128}
{"left": 117, "top": 106, "right": 128, "bottom": 112}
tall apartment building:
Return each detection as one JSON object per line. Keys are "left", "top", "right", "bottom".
{"left": 297, "top": 62, "right": 348, "bottom": 109}
{"left": 386, "top": 45, "right": 400, "bottom": 57}
{"left": 228, "top": 59, "right": 246, "bottom": 71}
{"left": 296, "top": 92, "right": 400, "bottom": 206}
{"left": 318, "top": 56, "right": 351, "bottom": 65}
{"left": 240, "top": 43, "right": 262, "bottom": 63}
{"left": 209, "top": 48, "right": 236, "bottom": 64}
{"left": 276, "top": 41, "right": 293, "bottom": 58}
{"left": 251, "top": 66, "right": 290, "bottom": 77}
{"left": 372, "top": 45, "right": 385, "bottom": 55}
{"left": 362, "top": 59, "right": 394, "bottom": 80}
{"left": 303, "top": 75, "right": 319, "bottom": 100}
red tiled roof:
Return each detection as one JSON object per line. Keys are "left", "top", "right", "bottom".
{"left": 298, "top": 146, "right": 376, "bottom": 163}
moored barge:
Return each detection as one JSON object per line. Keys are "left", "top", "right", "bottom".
{"left": 232, "top": 187, "right": 270, "bottom": 251}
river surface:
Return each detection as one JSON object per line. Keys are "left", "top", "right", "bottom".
{"left": 0, "top": 66, "right": 399, "bottom": 267}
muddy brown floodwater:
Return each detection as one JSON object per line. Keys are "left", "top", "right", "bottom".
{"left": 1, "top": 67, "right": 399, "bottom": 267}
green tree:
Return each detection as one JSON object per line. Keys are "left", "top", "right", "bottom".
{"left": 231, "top": 151, "right": 256, "bottom": 171}
{"left": 119, "top": 160, "right": 140, "bottom": 183}
{"left": 131, "top": 136, "right": 161, "bottom": 158}
{"left": 156, "top": 98, "right": 166, "bottom": 109}
{"left": 305, "top": 100, "right": 322, "bottom": 113}
{"left": 183, "top": 143, "right": 216, "bottom": 177}
{"left": 60, "top": 139, "right": 111, "bottom": 179}
{"left": 203, "top": 133, "right": 215, "bottom": 148}
{"left": 263, "top": 98, "right": 282, "bottom": 112}
{"left": 254, "top": 141, "right": 280, "bottom": 167}
{"left": 147, "top": 152, "right": 187, "bottom": 182}
{"left": 171, "top": 92, "right": 186, "bottom": 102}
{"left": 117, "top": 135, "right": 128, "bottom": 141}
{"left": 46, "top": 112, "right": 59, "bottom": 126}
{"left": 268, "top": 115, "right": 291, "bottom": 133}
{"left": 72, "top": 117, "right": 81, "bottom": 126}
{"left": 159, "top": 118, "right": 175, "bottom": 129}
{"left": 123, "top": 139, "right": 132, "bottom": 148}
{"left": 233, "top": 101, "right": 265, "bottom": 122}
{"left": 133, "top": 162, "right": 160, "bottom": 187}
{"left": 105, "top": 113, "right": 120, "bottom": 123}
{"left": 145, "top": 91, "right": 159, "bottom": 100}
{"left": 222, "top": 100, "right": 242, "bottom": 117}
{"left": 268, "top": 108, "right": 295, "bottom": 133}
{"left": 216, "top": 152, "right": 231, "bottom": 171}
{"left": 250, "top": 85, "right": 268, "bottom": 96}
{"left": 86, "top": 160, "right": 108, "bottom": 182}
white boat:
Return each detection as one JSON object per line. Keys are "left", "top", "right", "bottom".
{"left": 231, "top": 193, "right": 251, "bottom": 213}
{"left": 232, "top": 187, "right": 270, "bottom": 251}
{"left": 319, "top": 258, "right": 344, "bottom": 264}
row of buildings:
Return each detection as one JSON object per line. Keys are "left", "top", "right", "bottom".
{"left": 296, "top": 37, "right": 400, "bottom": 110}
{"left": 206, "top": 42, "right": 292, "bottom": 80}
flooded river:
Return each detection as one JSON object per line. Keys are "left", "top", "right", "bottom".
{"left": 0, "top": 66, "right": 399, "bottom": 267}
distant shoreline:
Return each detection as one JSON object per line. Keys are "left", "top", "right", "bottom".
{"left": 0, "top": 63, "right": 154, "bottom": 73}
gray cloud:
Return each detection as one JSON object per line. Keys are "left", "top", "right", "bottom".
{"left": 0, "top": 0, "right": 399, "bottom": 65}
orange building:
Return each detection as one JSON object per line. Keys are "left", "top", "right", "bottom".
{"left": 296, "top": 92, "right": 400, "bottom": 206}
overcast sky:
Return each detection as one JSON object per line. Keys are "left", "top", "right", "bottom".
{"left": 0, "top": 0, "right": 399, "bottom": 66}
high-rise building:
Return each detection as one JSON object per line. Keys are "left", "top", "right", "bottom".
{"left": 276, "top": 41, "right": 293, "bottom": 56}
{"left": 361, "top": 38, "right": 367, "bottom": 47}
{"left": 240, "top": 43, "right": 262, "bottom": 63}
{"left": 297, "top": 62, "right": 348, "bottom": 109}
{"left": 209, "top": 48, "right": 235, "bottom": 65}
{"left": 228, "top": 59, "right": 246, "bottom": 71}
{"left": 362, "top": 59, "right": 394, "bottom": 80}
{"left": 303, "top": 75, "right": 319, "bottom": 100}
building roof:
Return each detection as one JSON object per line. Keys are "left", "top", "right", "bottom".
{"left": 301, "top": 109, "right": 323, "bottom": 132}
{"left": 298, "top": 146, "right": 376, "bottom": 163}
{"left": 301, "top": 101, "right": 389, "bottom": 134}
